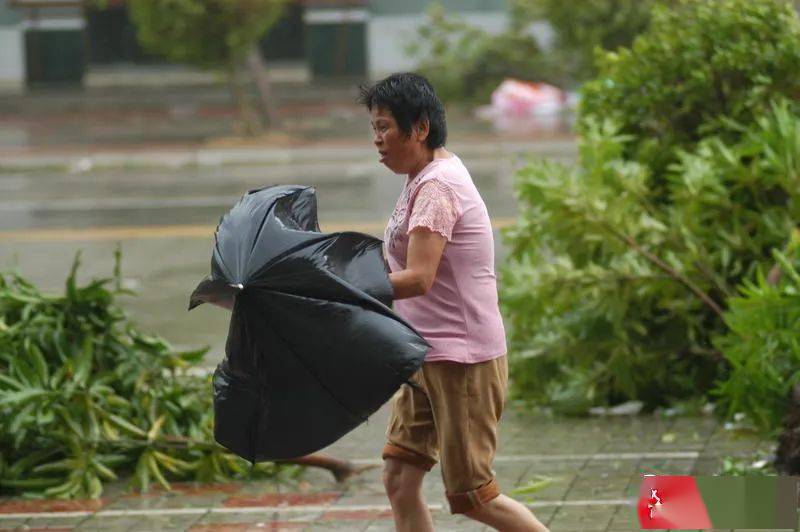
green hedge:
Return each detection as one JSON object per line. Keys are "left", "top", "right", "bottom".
{"left": 501, "top": 0, "right": 800, "bottom": 420}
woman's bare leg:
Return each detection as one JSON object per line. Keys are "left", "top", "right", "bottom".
{"left": 284, "top": 452, "right": 378, "bottom": 482}
{"left": 383, "top": 458, "right": 434, "bottom": 532}
{"left": 464, "top": 494, "right": 549, "bottom": 531}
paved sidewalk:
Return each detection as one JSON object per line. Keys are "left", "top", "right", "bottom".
{"left": 0, "top": 402, "right": 774, "bottom": 531}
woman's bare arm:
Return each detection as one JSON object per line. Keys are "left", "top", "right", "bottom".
{"left": 389, "top": 228, "right": 447, "bottom": 299}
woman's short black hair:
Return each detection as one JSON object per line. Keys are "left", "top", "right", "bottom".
{"left": 358, "top": 72, "right": 447, "bottom": 149}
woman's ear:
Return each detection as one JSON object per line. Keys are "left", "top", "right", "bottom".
{"left": 414, "top": 119, "right": 430, "bottom": 143}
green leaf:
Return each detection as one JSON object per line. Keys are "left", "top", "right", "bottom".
{"left": 511, "top": 476, "right": 557, "bottom": 496}
{"left": 107, "top": 414, "right": 147, "bottom": 438}
{"left": 28, "top": 344, "right": 50, "bottom": 387}
{"left": 73, "top": 335, "right": 94, "bottom": 387}
{"left": 32, "top": 459, "right": 73, "bottom": 474}
{"left": 147, "top": 452, "right": 171, "bottom": 491}
{"left": 91, "top": 458, "right": 118, "bottom": 482}
{"left": 0, "top": 477, "right": 62, "bottom": 489}
{"left": 0, "top": 388, "right": 50, "bottom": 408}
{"left": 147, "top": 415, "right": 166, "bottom": 442}
{"left": 65, "top": 252, "right": 82, "bottom": 303}
{"left": 0, "top": 373, "right": 24, "bottom": 391}
{"left": 8, "top": 402, "right": 36, "bottom": 434}
{"left": 133, "top": 453, "right": 151, "bottom": 493}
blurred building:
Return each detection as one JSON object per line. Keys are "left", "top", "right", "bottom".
{"left": 0, "top": 1, "right": 23, "bottom": 93}
{"left": 7, "top": 0, "right": 86, "bottom": 88}
{"left": 1, "top": 0, "right": 510, "bottom": 92}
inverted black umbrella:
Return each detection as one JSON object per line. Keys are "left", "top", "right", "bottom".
{"left": 189, "top": 185, "right": 428, "bottom": 462}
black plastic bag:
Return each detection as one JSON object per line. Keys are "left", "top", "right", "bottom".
{"left": 189, "top": 185, "right": 428, "bottom": 461}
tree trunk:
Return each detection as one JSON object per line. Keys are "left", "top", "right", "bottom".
{"left": 774, "top": 382, "right": 800, "bottom": 474}
{"left": 227, "top": 57, "right": 262, "bottom": 136}
{"left": 246, "top": 46, "right": 278, "bottom": 128}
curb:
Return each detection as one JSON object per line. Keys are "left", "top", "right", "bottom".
{"left": 0, "top": 139, "right": 576, "bottom": 172}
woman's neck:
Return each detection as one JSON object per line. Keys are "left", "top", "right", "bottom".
{"left": 408, "top": 147, "right": 451, "bottom": 179}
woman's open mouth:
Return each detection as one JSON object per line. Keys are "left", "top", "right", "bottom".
{"left": 378, "top": 151, "right": 388, "bottom": 163}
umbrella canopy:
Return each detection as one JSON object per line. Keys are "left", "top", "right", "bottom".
{"left": 189, "top": 185, "right": 428, "bottom": 461}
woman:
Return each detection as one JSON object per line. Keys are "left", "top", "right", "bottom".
{"left": 358, "top": 73, "right": 549, "bottom": 532}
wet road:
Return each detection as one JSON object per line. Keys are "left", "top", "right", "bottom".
{"left": 0, "top": 140, "right": 576, "bottom": 364}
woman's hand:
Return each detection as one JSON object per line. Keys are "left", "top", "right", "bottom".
{"left": 388, "top": 227, "right": 447, "bottom": 299}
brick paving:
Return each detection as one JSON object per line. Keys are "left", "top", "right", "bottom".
{"left": 0, "top": 402, "right": 774, "bottom": 531}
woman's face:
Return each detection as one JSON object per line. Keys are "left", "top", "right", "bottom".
{"left": 370, "top": 106, "right": 426, "bottom": 175}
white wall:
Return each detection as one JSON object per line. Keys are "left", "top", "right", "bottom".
{"left": 366, "top": 12, "right": 509, "bottom": 79}
{"left": 0, "top": 27, "right": 24, "bottom": 93}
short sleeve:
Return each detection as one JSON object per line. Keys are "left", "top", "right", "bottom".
{"left": 407, "top": 179, "right": 461, "bottom": 241}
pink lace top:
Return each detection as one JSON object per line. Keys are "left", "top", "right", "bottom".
{"left": 407, "top": 179, "right": 461, "bottom": 240}
{"left": 383, "top": 154, "right": 507, "bottom": 364}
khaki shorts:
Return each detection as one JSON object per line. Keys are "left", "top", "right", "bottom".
{"left": 382, "top": 355, "right": 508, "bottom": 514}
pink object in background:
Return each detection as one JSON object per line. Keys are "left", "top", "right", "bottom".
{"left": 476, "top": 78, "right": 576, "bottom": 135}
{"left": 491, "top": 79, "right": 566, "bottom": 118}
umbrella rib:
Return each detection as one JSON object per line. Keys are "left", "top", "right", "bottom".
{"left": 212, "top": 238, "right": 237, "bottom": 281}
{"left": 247, "top": 197, "right": 279, "bottom": 258}
{"left": 217, "top": 189, "right": 300, "bottom": 282}
{"left": 245, "top": 188, "right": 320, "bottom": 277}
{"left": 254, "top": 267, "right": 430, "bottom": 353}
{"left": 262, "top": 314, "right": 367, "bottom": 425}
{"left": 264, "top": 278, "right": 417, "bottom": 341}
{"left": 250, "top": 234, "right": 332, "bottom": 279}
{"left": 309, "top": 262, "right": 429, "bottom": 342}
{"left": 253, "top": 233, "right": 389, "bottom": 312}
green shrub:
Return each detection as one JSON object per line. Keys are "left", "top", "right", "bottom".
{"left": 502, "top": 0, "right": 800, "bottom": 415}
{"left": 580, "top": 0, "right": 800, "bottom": 175}
{"left": 502, "top": 119, "right": 722, "bottom": 413}
{"left": 0, "top": 252, "right": 282, "bottom": 498}
{"left": 502, "top": 99, "right": 800, "bottom": 413}
{"left": 713, "top": 238, "right": 800, "bottom": 434}
{"left": 408, "top": 0, "right": 667, "bottom": 102}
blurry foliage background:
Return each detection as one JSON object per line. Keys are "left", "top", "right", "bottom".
{"left": 409, "top": 0, "right": 672, "bottom": 103}
{"left": 127, "top": 0, "right": 288, "bottom": 134}
{"left": 499, "top": 0, "right": 800, "bottom": 442}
